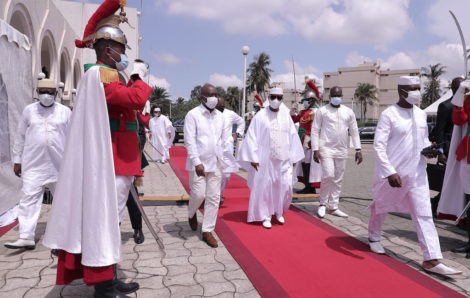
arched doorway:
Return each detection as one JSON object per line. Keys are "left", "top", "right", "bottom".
{"left": 40, "top": 32, "right": 56, "bottom": 80}
{"left": 8, "top": 4, "right": 34, "bottom": 44}
{"left": 73, "top": 60, "right": 81, "bottom": 89}
{"left": 60, "top": 49, "right": 70, "bottom": 90}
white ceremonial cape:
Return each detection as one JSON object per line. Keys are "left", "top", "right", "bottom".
{"left": 238, "top": 105, "right": 304, "bottom": 222}
{"left": 43, "top": 66, "right": 121, "bottom": 267}
{"left": 438, "top": 122, "right": 468, "bottom": 217}
{"left": 149, "top": 115, "right": 174, "bottom": 160}
{"left": 371, "top": 104, "right": 432, "bottom": 217}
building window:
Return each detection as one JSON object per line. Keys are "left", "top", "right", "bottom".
{"left": 380, "top": 74, "right": 389, "bottom": 77}
{"left": 380, "top": 89, "right": 388, "bottom": 92}
{"left": 0, "top": 74, "right": 10, "bottom": 163}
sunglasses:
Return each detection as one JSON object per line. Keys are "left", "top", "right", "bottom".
{"left": 269, "top": 95, "right": 283, "bottom": 100}
{"left": 38, "top": 90, "right": 56, "bottom": 95}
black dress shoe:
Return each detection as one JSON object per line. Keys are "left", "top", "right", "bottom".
{"left": 296, "top": 187, "right": 316, "bottom": 194}
{"left": 189, "top": 214, "right": 198, "bottom": 231}
{"left": 115, "top": 279, "right": 140, "bottom": 294}
{"left": 451, "top": 242, "right": 470, "bottom": 253}
{"left": 51, "top": 249, "right": 59, "bottom": 256}
{"left": 133, "top": 229, "right": 145, "bottom": 244}
{"left": 94, "top": 280, "right": 131, "bottom": 298}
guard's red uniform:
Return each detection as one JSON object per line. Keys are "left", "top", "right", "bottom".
{"left": 292, "top": 109, "right": 314, "bottom": 142}
{"left": 453, "top": 98, "right": 470, "bottom": 164}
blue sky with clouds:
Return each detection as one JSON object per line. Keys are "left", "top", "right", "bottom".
{"left": 78, "top": 0, "right": 470, "bottom": 100}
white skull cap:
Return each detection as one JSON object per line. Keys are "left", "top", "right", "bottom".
{"left": 269, "top": 87, "right": 283, "bottom": 95}
{"left": 398, "top": 76, "right": 420, "bottom": 86}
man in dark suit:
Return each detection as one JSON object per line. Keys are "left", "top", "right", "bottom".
{"left": 430, "top": 77, "right": 463, "bottom": 215}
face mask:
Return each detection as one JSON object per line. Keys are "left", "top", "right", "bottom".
{"left": 403, "top": 90, "right": 421, "bottom": 105}
{"left": 330, "top": 97, "right": 342, "bottom": 106}
{"left": 205, "top": 96, "right": 218, "bottom": 109}
{"left": 38, "top": 94, "right": 55, "bottom": 107}
{"left": 109, "top": 48, "right": 129, "bottom": 71}
{"left": 303, "top": 101, "right": 311, "bottom": 109}
{"left": 269, "top": 99, "right": 281, "bottom": 109}
{"left": 216, "top": 106, "right": 225, "bottom": 113}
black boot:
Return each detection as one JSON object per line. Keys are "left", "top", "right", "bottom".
{"left": 94, "top": 280, "right": 131, "bottom": 298}
{"left": 114, "top": 264, "right": 139, "bottom": 294}
{"left": 133, "top": 229, "right": 145, "bottom": 244}
{"left": 296, "top": 163, "right": 316, "bottom": 194}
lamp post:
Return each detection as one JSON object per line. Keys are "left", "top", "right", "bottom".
{"left": 241, "top": 45, "right": 249, "bottom": 118}
{"left": 58, "top": 82, "right": 65, "bottom": 103}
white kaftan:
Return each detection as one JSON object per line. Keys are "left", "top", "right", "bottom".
{"left": 149, "top": 115, "right": 174, "bottom": 161}
{"left": 12, "top": 102, "right": 71, "bottom": 195}
{"left": 238, "top": 105, "right": 304, "bottom": 222}
{"left": 371, "top": 104, "right": 432, "bottom": 216}
{"left": 221, "top": 108, "right": 245, "bottom": 174}
{"left": 43, "top": 66, "right": 121, "bottom": 267}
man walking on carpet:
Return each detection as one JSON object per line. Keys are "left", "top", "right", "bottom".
{"left": 368, "top": 76, "right": 461, "bottom": 276}
{"left": 149, "top": 107, "right": 174, "bottom": 164}
{"left": 312, "top": 86, "right": 362, "bottom": 219}
{"left": 216, "top": 96, "right": 245, "bottom": 206}
{"left": 42, "top": 0, "right": 152, "bottom": 297}
{"left": 238, "top": 87, "right": 304, "bottom": 229}
{"left": 184, "top": 84, "right": 229, "bottom": 247}
{"left": 5, "top": 79, "right": 71, "bottom": 250}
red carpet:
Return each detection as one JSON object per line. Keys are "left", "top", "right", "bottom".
{"left": 169, "top": 147, "right": 463, "bottom": 298}
{"left": 0, "top": 220, "right": 17, "bottom": 238}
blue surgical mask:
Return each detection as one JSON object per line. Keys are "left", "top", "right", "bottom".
{"left": 109, "top": 48, "right": 129, "bottom": 71}
{"left": 303, "top": 101, "right": 311, "bottom": 109}
{"left": 330, "top": 97, "right": 342, "bottom": 106}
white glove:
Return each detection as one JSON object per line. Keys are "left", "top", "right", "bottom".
{"left": 142, "top": 100, "right": 151, "bottom": 115}
{"left": 131, "top": 61, "right": 149, "bottom": 79}
{"left": 452, "top": 80, "right": 470, "bottom": 107}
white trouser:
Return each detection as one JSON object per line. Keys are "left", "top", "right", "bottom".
{"left": 188, "top": 168, "right": 222, "bottom": 232}
{"left": 319, "top": 157, "right": 346, "bottom": 210}
{"left": 220, "top": 173, "right": 231, "bottom": 196}
{"left": 18, "top": 182, "right": 56, "bottom": 240}
{"left": 116, "top": 175, "right": 134, "bottom": 221}
{"left": 368, "top": 204, "right": 443, "bottom": 261}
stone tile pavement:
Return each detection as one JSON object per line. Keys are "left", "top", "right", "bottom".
{"left": 0, "top": 205, "right": 260, "bottom": 298}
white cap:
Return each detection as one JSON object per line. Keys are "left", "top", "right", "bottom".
{"left": 269, "top": 87, "right": 283, "bottom": 95}
{"left": 155, "top": 108, "right": 161, "bottom": 112}
{"left": 37, "top": 79, "right": 57, "bottom": 89}
{"left": 398, "top": 76, "right": 420, "bottom": 86}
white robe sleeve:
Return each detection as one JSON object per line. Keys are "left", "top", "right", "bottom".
{"left": 374, "top": 112, "right": 396, "bottom": 179}
{"left": 348, "top": 109, "right": 361, "bottom": 150}
{"left": 289, "top": 118, "right": 305, "bottom": 164}
{"left": 184, "top": 112, "right": 201, "bottom": 167}
{"left": 311, "top": 108, "right": 322, "bottom": 151}
{"left": 237, "top": 115, "right": 259, "bottom": 167}
{"left": 12, "top": 107, "right": 29, "bottom": 164}
{"left": 234, "top": 112, "right": 246, "bottom": 136}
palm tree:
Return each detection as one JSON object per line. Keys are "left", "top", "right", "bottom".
{"left": 149, "top": 86, "right": 171, "bottom": 115}
{"left": 421, "top": 63, "right": 446, "bottom": 109}
{"left": 225, "top": 86, "right": 242, "bottom": 113}
{"left": 354, "top": 83, "right": 377, "bottom": 122}
{"left": 246, "top": 52, "right": 273, "bottom": 101}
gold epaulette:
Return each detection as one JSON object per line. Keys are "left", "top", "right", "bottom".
{"left": 99, "top": 67, "right": 119, "bottom": 84}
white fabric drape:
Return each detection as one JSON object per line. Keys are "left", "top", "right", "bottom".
{"left": 43, "top": 67, "right": 121, "bottom": 267}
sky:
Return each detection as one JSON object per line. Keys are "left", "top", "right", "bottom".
{"left": 77, "top": 0, "right": 470, "bottom": 100}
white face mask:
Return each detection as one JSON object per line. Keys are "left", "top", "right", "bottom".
{"left": 330, "top": 97, "right": 342, "bottom": 106}
{"left": 303, "top": 101, "right": 311, "bottom": 109}
{"left": 38, "top": 94, "right": 55, "bottom": 107}
{"left": 205, "top": 96, "right": 218, "bottom": 109}
{"left": 404, "top": 90, "right": 421, "bottom": 105}
{"left": 269, "top": 99, "right": 282, "bottom": 110}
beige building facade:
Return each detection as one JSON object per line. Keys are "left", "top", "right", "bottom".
{"left": 0, "top": 0, "right": 140, "bottom": 106}
{"left": 323, "top": 61, "right": 420, "bottom": 120}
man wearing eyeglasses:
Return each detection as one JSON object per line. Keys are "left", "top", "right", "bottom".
{"left": 184, "top": 84, "right": 229, "bottom": 247}
{"left": 5, "top": 79, "right": 71, "bottom": 250}
{"left": 238, "top": 88, "right": 304, "bottom": 229}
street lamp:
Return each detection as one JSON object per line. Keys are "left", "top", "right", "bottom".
{"left": 241, "top": 45, "right": 250, "bottom": 118}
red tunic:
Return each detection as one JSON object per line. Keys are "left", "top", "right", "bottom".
{"left": 104, "top": 69, "right": 152, "bottom": 176}
{"left": 453, "top": 98, "right": 470, "bottom": 164}
{"left": 292, "top": 109, "right": 314, "bottom": 142}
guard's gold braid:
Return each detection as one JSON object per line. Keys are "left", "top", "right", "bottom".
{"left": 99, "top": 67, "right": 119, "bottom": 84}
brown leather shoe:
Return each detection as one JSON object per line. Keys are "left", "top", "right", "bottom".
{"left": 188, "top": 214, "right": 198, "bottom": 231}
{"left": 202, "top": 232, "right": 218, "bottom": 248}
